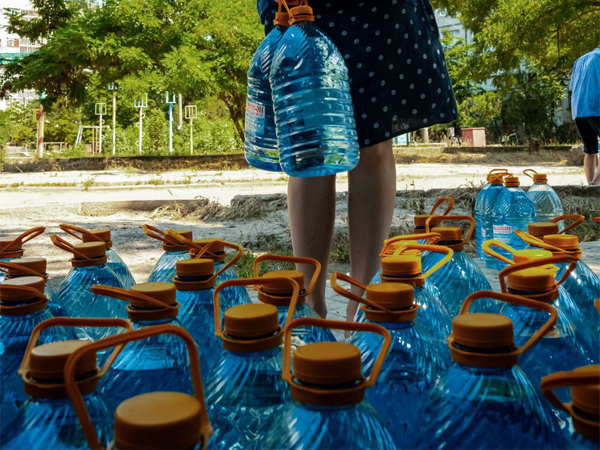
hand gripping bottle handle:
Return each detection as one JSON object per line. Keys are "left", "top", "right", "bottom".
{"left": 380, "top": 232, "right": 441, "bottom": 257}
{"left": 59, "top": 224, "right": 105, "bottom": 243}
{"left": 0, "top": 260, "right": 45, "bottom": 277}
{"left": 392, "top": 243, "right": 454, "bottom": 280}
{"left": 551, "top": 214, "right": 584, "bottom": 234}
{"left": 64, "top": 324, "right": 212, "bottom": 450}
{"left": 253, "top": 254, "right": 321, "bottom": 295}
{"left": 498, "top": 254, "right": 578, "bottom": 295}
{"left": 0, "top": 226, "right": 45, "bottom": 252}
{"left": 453, "top": 291, "right": 558, "bottom": 367}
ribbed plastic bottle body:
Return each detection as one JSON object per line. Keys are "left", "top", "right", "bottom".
{"left": 99, "top": 318, "right": 192, "bottom": 406}
{"left": 527, "top": 183, "right": 563, "bottom": 225}
{"left": 556, "top": 261, "right": 600, "bottom": 326}
{"left": 475, "top": 182, "right": 490, "bottom": 258}
{"left": 206, "top": 347, "right": 288, "bottom": 450}
{"left": 2, "top": 391, "right": 114, "bottom": 450}
{"left": 275, "top": 303, "right": 336, "bottom": 349}
{"left": 270, "top": 21, "right": 359, "bottom": 177}
{"left": 106, "top": 248, "right": 136, "bottom": 289}
{"left": 175, "top": 289, "right": 223, "bottom": 375}
{"left": 489, "top": 186, "right": 537, "bottom": 270}
{"left": 567, "top": 427, "right": 599, "bottom": 449}
{"left": 0, "top": 310, "right": 66, "bottom": 434}
{"left": 147, "top": 250, "right": 191, "bottom": 283}
{"left": 213, "top": 261, "right": 251, "bottom": 308}
{"left": 262, "top": 401, "right": 396, "bottom": 450}
{"left": 413, "top": 363, "right": 564, "bottom": 449}
{"left": 351, "top": 320, "right": 446, "bottom": 447}
{"left": 480, "top": 184, "right": 508, "bottom": 268}
{"left": 244, "top": 25, "right": 287, "bottom": 172}
{"left": 56, "top": 265, "right": 126, "bottom": 341}
{"left": 422, "top": 251, "right": 493, "bottom": 317}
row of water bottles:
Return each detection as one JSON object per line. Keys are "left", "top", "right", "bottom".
{"left": 1, "top": 215, "right": 599, "bottom": 449}
{"left": 244, "top": 0, "right": 359, "bottom": 177}
{"left": 474, "top": 167, "right": 564, "bottom": 269}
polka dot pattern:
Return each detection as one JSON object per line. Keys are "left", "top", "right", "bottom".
{"left": 259, "top": 0, "right": 458, "bottom": 147}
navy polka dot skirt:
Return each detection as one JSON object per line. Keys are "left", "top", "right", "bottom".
{"left": 258, "top": 0, "right": 459, "bottom": 147}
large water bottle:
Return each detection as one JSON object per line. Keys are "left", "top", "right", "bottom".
{"left": 253, "top": 254, "right": 335, "bottom": 347}
{"left": 421, "top": 215, "right": 493, "bottom": 316}
{"left": 413, "top": 291, "right": 565, "bottom": 449}
{"left": 64, "top": 324, "right": 213, "bottom": 450}
{"left": 489, "top": 176, "right": 537, "bottom": 269}
{"left": 479, "top": 175, "right": 509, "bottom": 268}
{"left": 50, "top": 236, "right": 126, "bottom": 340}
{"left": 412, "top": 197, "right": 454, "bottom": 235}
{"left": 332, "top": 273, "right": 446, "bottom": 447}
{"left": 0, "top": 258, "right": 66, "bottom": 317}
{"left": 0, "top": 227, "right": 45, "bottom": 283}
{"left": 2, "top": 317, "right": 132, "bottom": 449}
{"left": 60, "top": 224, "right": 136, "bottom": 289}
{"left": 475, "top": 169, "right": 509, "bottom": 258}
{"left": 143, "top": 225, "right": 193, "bottom": 282}
{"left": 244, "top": 7, "right": 289, "bottom": 171}
{"left": 523, "top": 169, "right": 564, "bottom": 225}
{"left": 542, "top": 366, "right": 600, "bottom": 449}
{"left": 0, "top": 277, "right": 66, "bottom": 434}
{"left": 526, "top": 214, "right": 582, "bottom": 242}
{"left": 261, "top": 318, "right": 397, "bottom": 449}
{"left": 91, "top": 283, "right": 193, "bottom": 406}
{"left": 207, "top": 278, "right": 299, "bottom": 450}
{"left": 270, "top": 4, "right": 359, "bottom": 177}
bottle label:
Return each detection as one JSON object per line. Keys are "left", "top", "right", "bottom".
{"left": 493, "top": 224, "right": 512, "bottom": 243}
{"left": 245, "top": 101, "right": 265, "bottom": 135}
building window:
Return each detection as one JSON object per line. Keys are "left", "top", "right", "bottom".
{"left": 7, "top": 38, "right": 20, "bottom": 48}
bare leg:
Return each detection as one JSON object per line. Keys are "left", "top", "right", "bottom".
{"left": 288, "top": 175, "right": 336, "bottom": 318}
{"left": 346, "top": 140, "right": 397, "bottom": 322}
{"left": 584, "top": 154, "right": 598, "bottom": 184}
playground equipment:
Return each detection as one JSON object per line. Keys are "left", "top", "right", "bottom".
{"left": 95, "top": 103, "right": 107, "bottom": 155}
{"left": 165, "top": 92, "right": 176, "bottom": 154}
{"left": 185, "top": 104, "right": 198, "bottom": 155}
{"left": 108, "top": 83, "right": 118, "bottom": 155}
{"left": 134, "top": 93, "right": 148, "bottom": 155}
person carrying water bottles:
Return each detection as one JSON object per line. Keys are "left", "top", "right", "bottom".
{"left": 257, "top": 0, "right": 458, "bottom": 318}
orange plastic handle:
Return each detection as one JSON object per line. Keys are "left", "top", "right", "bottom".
{"left": 596, "top": 298, "right": 600, "bottom": 314}
{"left": 541, "top": 369, "right": 600, "bottom": 413}
{"left": 523, "top": 169, "right": 538, "bottom": 180}
{"left": 1, "top": 227, "right": 45, "bottom": 251}
{"left": 253, "top": 254, "right": 321, "bottom": 295}
{"left": 482, "top": 239, "right": 517, "bottom": 265}
{"left": 459, "top": 291, "right": 558, "bottom": 356}
{"left": 488, "top": 168, "right": 509, "bottom": 176}
{"left": 19, "top": 317, "right": 133, "bottom": 378}
{"left": 60, "top": 224, "right": 104, "bottom": 243}
{"left": 168, "top": 232, "right": 222, "bottom": 260}
{"left": 392, "top": 243, "right": 454, "bottom": 279}
{"left": 513, "top": 230, "right": 567, "bottom": 254}
{"left": 429, "top": 197, "right": 454, "bottom": 216}
{"left": 282, "top": 318, "right": 392, "bottom": 388}
{"left": 551, "top": 214, "right": 584, "bottom": 234}
{"left": 425, "top": 215, "right": 476, "bottom": 244}
{"left": 594, "top": 217, "right": 600, "bottom": 225}
{"left": 65, "top": 324, "right": 211, "bottom": 450}
{"left": 213, "top": 277, "right": 300, "bottom": 337}
{"left": 0, "top": 283, "right": 45, "bottom": 300}
{"left": 330, "top": 272, "right": 393, "bottom": 313}
{"left": 142, "top": 224, "right": 188, "bottom": 246}
{"left": 90, "top": 285, "right": 178, "bottom": 312}
{"left": 380, "top": 232, "right": 441, "bottom": 256}
{"left": 0, "top": 260, "right": 44, "bottom": 277}
{"left": 50, "top": 235, "right": 96, "bottom": 260}
{"left": 498, "top": 254, "right": 578, "bottom": 293}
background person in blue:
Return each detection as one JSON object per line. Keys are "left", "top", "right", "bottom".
{"left": 571, "top": 47, "right": 600, "bottom": 185}
{"left": 257, "top": 0, "right": 458, "bottom": 319}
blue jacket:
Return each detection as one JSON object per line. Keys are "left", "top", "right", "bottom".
{"left": 570, "top": 48, "right": 600, "bottom": 119}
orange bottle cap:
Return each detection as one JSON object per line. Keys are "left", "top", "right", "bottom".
{"left": 29, "top": 340, "right": 96, "bottom": 381}
{"left": 507, "top": 268, "right": 555, "bottom": 294}
{"left": 289, "top": 5, "right": 314, "bottom": 23}
{"left": 488, "top": 175, "right": 504, "bottom": 185}
{"left": 0, "top": 276, "right": 46, "bottom": 302}
{"left": 175, "top": 258, "right": 214, "bottom": 278}
{"left": 381, "top": 254, "right": 422, "bottom": 277}
{"left": 130, "top": 282, "right": 177, "bottom": 308}
{"left": 533, "top": 173, "right": 548, "bottom": 183}
{"left": 528, "top": 222, "right": 559, "bottom": 238}
{"left": 0, "top": 237, "right": 22, "bottom": 252}
{"left": 431, "top": 226, "right": 462, "bottom": 241}
{"left": 452, "top": 313, "right": 514, "bottom": 349}
{"left": 114, "top": 392, "right": 204, "bottom": 450}
{"left": 273, "top": 11, "right": 290, "bottom": 26}
{"left": 504, "top": 176, "right": 520, "bottom": 187}
{"left": 192, "top": 238, "right": 225, "bottom": 254}
{"left": 365, "top": 283, "right": 414, "bottom": 309}
{"left": 9, "top": 257, "right": 47, "bottom": 276}
{"left": 75, "top": 242, "right": 106, "bottom": 259}
{"left": 293, "top": 342, "right": 362, "bottom": 386}
{"left": 223, "top": 303, "right": 279, "bottom": 339}
{"left": 82, "top": 228, "right": 111, "bottom": 243}
{"left": 167, "top": 229, "right": 193, "bottom": 241}
{"left": 571, "top": 365, "right": 600, "bottom": 417}
{"left": 512, "top": 249, "right": 554, "bottom": 263}
{"left": 544, "top": 234, "right": 580, "bottom": 250}
{"left": 263, "top": 270, "right": 305, "bottom": 295}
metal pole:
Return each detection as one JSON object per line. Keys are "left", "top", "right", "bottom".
{"left": 37, "top": 105, "right": 44, "bottom": 159}
{"left": 112, "top": 91, "right": 116, "bottom": 155}
{"left": 138, "top": 108, "right": 143, "bottom": 155}
{"left": 98, "top": 113, "right": 103, "bottom": 154}
{"left": 178, "top": 94, "right": 182, "bottom": 131}
{"left": 165, "top": 92, "right": 176, "bottom": 154}
{"left": 189, "top": 117, "right": 193, "bottom": 155}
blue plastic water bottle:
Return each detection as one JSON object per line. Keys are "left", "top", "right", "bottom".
{"left": 498, "top": 256, "right": 599, "bottom": 394}
{"left": 332, "top": 273, "right": 447, "bottom": 447}
{"left": 0, "top": 276, "right": 66, "bottom": 435}
{"left": 489, "top": 176, "right": 537, "bottom": 269}
{"left": 541, "top": 366, "right": 600, "bottom": 450}
{"left": 2, "top": 317, "right": 132, "bottom": 450}
{"left": 412, "top": 197, "right": 454, "bottom": 237}
{"left": 253, "top": 254, "right": 335, "bottom": 347}
{"left": 421, "top": 215, "right": 493, "bottom": 316}
{"left": 51, "top": 236, "right": 126, "bottom": 341}
{"left": 413, "top": 291, "right": 565, "bottom": 449}
{"left": 475, "top": 169, "right": 509, "bottom": 258}
{"left": 479, "top": 175, "right": 509, "bottom": 268}
{"left": 244, "top": 7, "right": 289, "bottom": 171}
{"left": 64, "top": 324, "right": 213, "bottom": 450}
{"left": 261, "top": 317, "right": 397, "bottom": 450}
{"left": 523, "top": 169, "right": 564, "bottom": 226}
{"left": 207, "top": 277, "right": 299, "bottom": 450}
{"left": 0, "top": 227, "right": 45, "bottom": 284}
{"left": 91, "top": 283, "right": 193, "bottom": 406}
{"left": 1, "top": 258, "right": 66, "bottom": 317}
{"left": 143, "top": 225, "right": 193, "bottom": 283}
{"left": 270, "top": 4, "right": 359, "bottom": 177}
